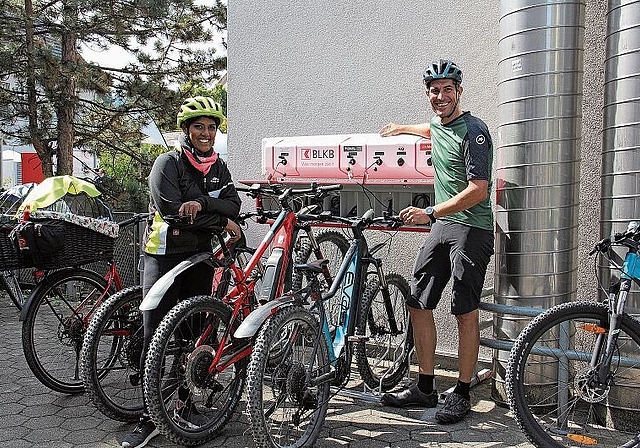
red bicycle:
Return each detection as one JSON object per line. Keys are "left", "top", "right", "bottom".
{"left": 141, "top": 183, "right": 346, "bottom": 446}
{"left": 20, "top": 212, "right": 149, "bottom": 394}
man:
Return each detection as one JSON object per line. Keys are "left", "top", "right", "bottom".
{"left": 379, "top": 59, "right": 494, "bottom": 424}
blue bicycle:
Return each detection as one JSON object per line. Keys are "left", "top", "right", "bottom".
{"left": 238, "top": 209, "right": 412, "bottom": 448}
{"left": 506, "top": 220, "right": 640, "bottom": 448}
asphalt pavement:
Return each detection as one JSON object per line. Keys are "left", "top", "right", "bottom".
{"left": 0, "top": 290, "right": 534, "bottom": 447}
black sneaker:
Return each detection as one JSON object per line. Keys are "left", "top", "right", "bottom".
{"left": 435, "top": 391, "right": 471, "bottom": 424}
{"left": 121, "top": 419, "right": 159, "bottom": 448}
{"left": 380, "top": 385, "right": 438, "bottom": 408}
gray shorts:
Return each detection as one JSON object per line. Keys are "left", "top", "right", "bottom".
{"left": 408, "top": 220, "right": 494, "bottom": 315}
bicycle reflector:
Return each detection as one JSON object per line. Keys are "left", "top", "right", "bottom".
{"left": 567, "top": 433, "right": 598, "bottom": 445}
{"left": 579, "top": 323, "right": 607, "bottom": 334}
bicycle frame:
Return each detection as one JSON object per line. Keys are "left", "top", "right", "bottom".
{"left": 166, "top": 184, "right": 342, "bottom": 375}
{"left": 236, "top": 209, "right": 401, "bottom": 364}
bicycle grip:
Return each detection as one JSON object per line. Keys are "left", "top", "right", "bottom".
{"left": 317, "top": 184, "right": 342, "bottom": 192}
{"left": 163, "top": 214, "right": 191, "bottom": 225}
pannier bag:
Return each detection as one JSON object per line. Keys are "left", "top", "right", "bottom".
{"left": 7, "top": 175, "right": 118, "bottom": 269}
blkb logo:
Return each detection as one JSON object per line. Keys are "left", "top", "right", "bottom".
{"left": 301, "top": 148, "right": 335, "bottom": 159}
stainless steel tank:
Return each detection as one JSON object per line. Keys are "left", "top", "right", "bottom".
{"left": 494, "top": 0, "right": 586, "bottom": 403}
{"left": 596, "top": 0, "right": 640, "bottom": 430}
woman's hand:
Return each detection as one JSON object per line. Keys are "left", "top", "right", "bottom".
{"left": 225, "top": 220, "right": 242, "bottom": 242}
{"left": 179, "top": 201, "right": 203, "bottom": 224}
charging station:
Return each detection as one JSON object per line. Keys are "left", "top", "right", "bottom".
{"left": 251, "top": 133, "right": 435, "bottom": 227}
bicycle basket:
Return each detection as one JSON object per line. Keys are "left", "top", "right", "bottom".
{"left": 0, "top": 221, "right": 21, "bottom": 269}
{"left": 0, "top": 183, "right": 37, "bottom": 269}
{"left": 9, "top": 213, "right": 117, "bottom": 270}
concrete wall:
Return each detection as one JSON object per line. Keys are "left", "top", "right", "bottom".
{"left": 228, "top": 0, "right": 607, "bottom": 357}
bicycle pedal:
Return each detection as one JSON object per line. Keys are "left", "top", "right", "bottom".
{"left": 347, "top": 335, "right": 369, "bottom": 343}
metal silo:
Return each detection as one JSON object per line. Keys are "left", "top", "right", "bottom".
{"left": 597, "top": 0, "right": 640, "bottom": 429}
{"left": 493, "top": 0, "right": 586, "bottom": 402}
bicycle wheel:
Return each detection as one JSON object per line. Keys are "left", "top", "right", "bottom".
{"left": 290, "top": 230, "right": 349, "bottom": 292}
{"left": 144, "top": 295, "right": 247, "bottom": 446}
{"left": 81, "top": 286, "right": 144, "bottom": 422}
{"left": 21, "top": 268, "right": 112, "bottom": 394}
{"left": 291, "top": 230, "right": 349, "bottom": 336}
{"left": 506, "top": 301, "right": 640, "bottom": 448}
{"left": 247, "top": 306, "right": 330, "bottom": 448}
{"left": 355, "top": 272, "right": 413, "bottom": 391}
{"left": 1, "top": 269, "right": 25, "bottom": 310}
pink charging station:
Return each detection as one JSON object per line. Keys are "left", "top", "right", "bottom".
{"left": 251, "top": 133, "right": 436, "bottom": 231}
{"left": 262, "top": 133, "right": 433, "bottom": 184}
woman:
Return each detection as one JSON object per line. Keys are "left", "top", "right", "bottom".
{"left": 122, "top": 96, "right": 242, "bottom": 448}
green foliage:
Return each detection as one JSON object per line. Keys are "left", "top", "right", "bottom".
{"left": 97, "top": 143, "right": 168, "bottom": 212}
{"left": 0, "top": 0, "right": 227, "bottom": 178}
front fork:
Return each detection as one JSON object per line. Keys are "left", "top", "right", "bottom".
{"left": 367, "top": 258, "right": 400, "bottom": 336}
{"left": 593, "top": 279, "right": 629, "bottom": 384}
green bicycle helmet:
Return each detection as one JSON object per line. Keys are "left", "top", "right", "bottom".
{"left": 176, "top": 96, "right": 227, "bottom": 133}
{"left": 423, "top": 59, "right": 463, "bottom": 86}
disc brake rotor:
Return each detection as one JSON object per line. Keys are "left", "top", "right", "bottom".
{"left": 574, "top": 366, "right": 610, "bottom": 403}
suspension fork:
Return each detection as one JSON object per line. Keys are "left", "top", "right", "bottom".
{"left": 366, "top": 257, "right": 400, "bottom": 336}
{"left": 595, "top": 278, "right": 630, "bottom": 383}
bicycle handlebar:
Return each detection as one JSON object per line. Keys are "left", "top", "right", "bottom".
{"left": 589, "top": 220, "right": 640, "bottom": 255}
{"left": 117, "top": 212, "right": 151, "bottom": 228}
{"left": 297, "top": 209, "right": 404, "bottom": 229}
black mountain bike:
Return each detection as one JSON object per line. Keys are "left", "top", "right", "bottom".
{"left": 241, "top": 209, "right": 412, "bottom": 448}
{"left": 506, "top": 220, "right": 640, "bottom": 448}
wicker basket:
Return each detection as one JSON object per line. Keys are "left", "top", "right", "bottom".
{"left": 0, "top": 222, "right": 21, "bottom": 270}
{"left": 16, "top": 219, "right": 115, "bottom": 270}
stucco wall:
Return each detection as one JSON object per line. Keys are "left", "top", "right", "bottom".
{"left": 227, "top": 0, "right": 607, "bottom": 358}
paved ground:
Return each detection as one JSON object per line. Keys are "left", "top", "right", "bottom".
{"left": 0, "top": 291, "right": 534, "bottom": 448}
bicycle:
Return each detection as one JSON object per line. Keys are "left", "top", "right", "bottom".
{"left": 79, "top": 212, "right": 257, "bottom": 422}
{"left": 0, "top": 268, "right": 25, "bottom": 310}
{"left": 0, "top": 183, "right": 37, "bottom": 310}
{"left": 141, "top": 183, "right": 348, "bottom": 446}
{"left": 242, "top": 209, "right": 412, "bottom": 448}
{"left": 505, "top": 220, "right": 640, "bottom": 448}
{"left": 20, "top": 212, "right": 149, "bottom": 394}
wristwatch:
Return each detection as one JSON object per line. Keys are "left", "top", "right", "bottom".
{"left": 425, "top": 206, "right": 436, "bottom": 224}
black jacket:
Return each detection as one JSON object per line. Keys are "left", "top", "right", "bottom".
{"left": 144, "top": 147, "right": 241, "bottom": 255}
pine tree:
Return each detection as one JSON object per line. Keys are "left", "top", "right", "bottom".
{"left": 0, "top": 0, "right": 227, "bottom": 177}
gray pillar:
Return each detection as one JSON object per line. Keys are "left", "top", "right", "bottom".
{"left": 596, "top": 0, "right": 640, "bottom": 428}
{"left": 493, "top": 0, "right": 586, "bottom": 402}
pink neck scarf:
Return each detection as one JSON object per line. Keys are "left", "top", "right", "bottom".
{"left": 183, "top": 149, "right": 218, "bottom": 175}
{"left": 180, "top": 134, "right": 218, "bottom": 175}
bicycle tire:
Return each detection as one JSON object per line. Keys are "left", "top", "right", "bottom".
{"left": 80, "top": 286, "right": 144, "bottom": 422}
{"left": 290, "top": 230, "right": 349, "bottom": 292}
{"left": 506, "top": 301, "right": 640, "bottom": 448}
{"left": 247, "top": 306, "right": 330, "bottom": 448}
{"left": 21, "top": 268, "right": 113, "bottom": 394}
{"left": 355, "top": 272, "right": 413, "bottom": 391}
{"left": 144, "top": 295, "right": 247, "bottom": 446}
{"left": 1, "top": 269, "right": 25, "bottom": 310}
{"left": 291, "top": 230, "right": 349, "bottom": 337}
